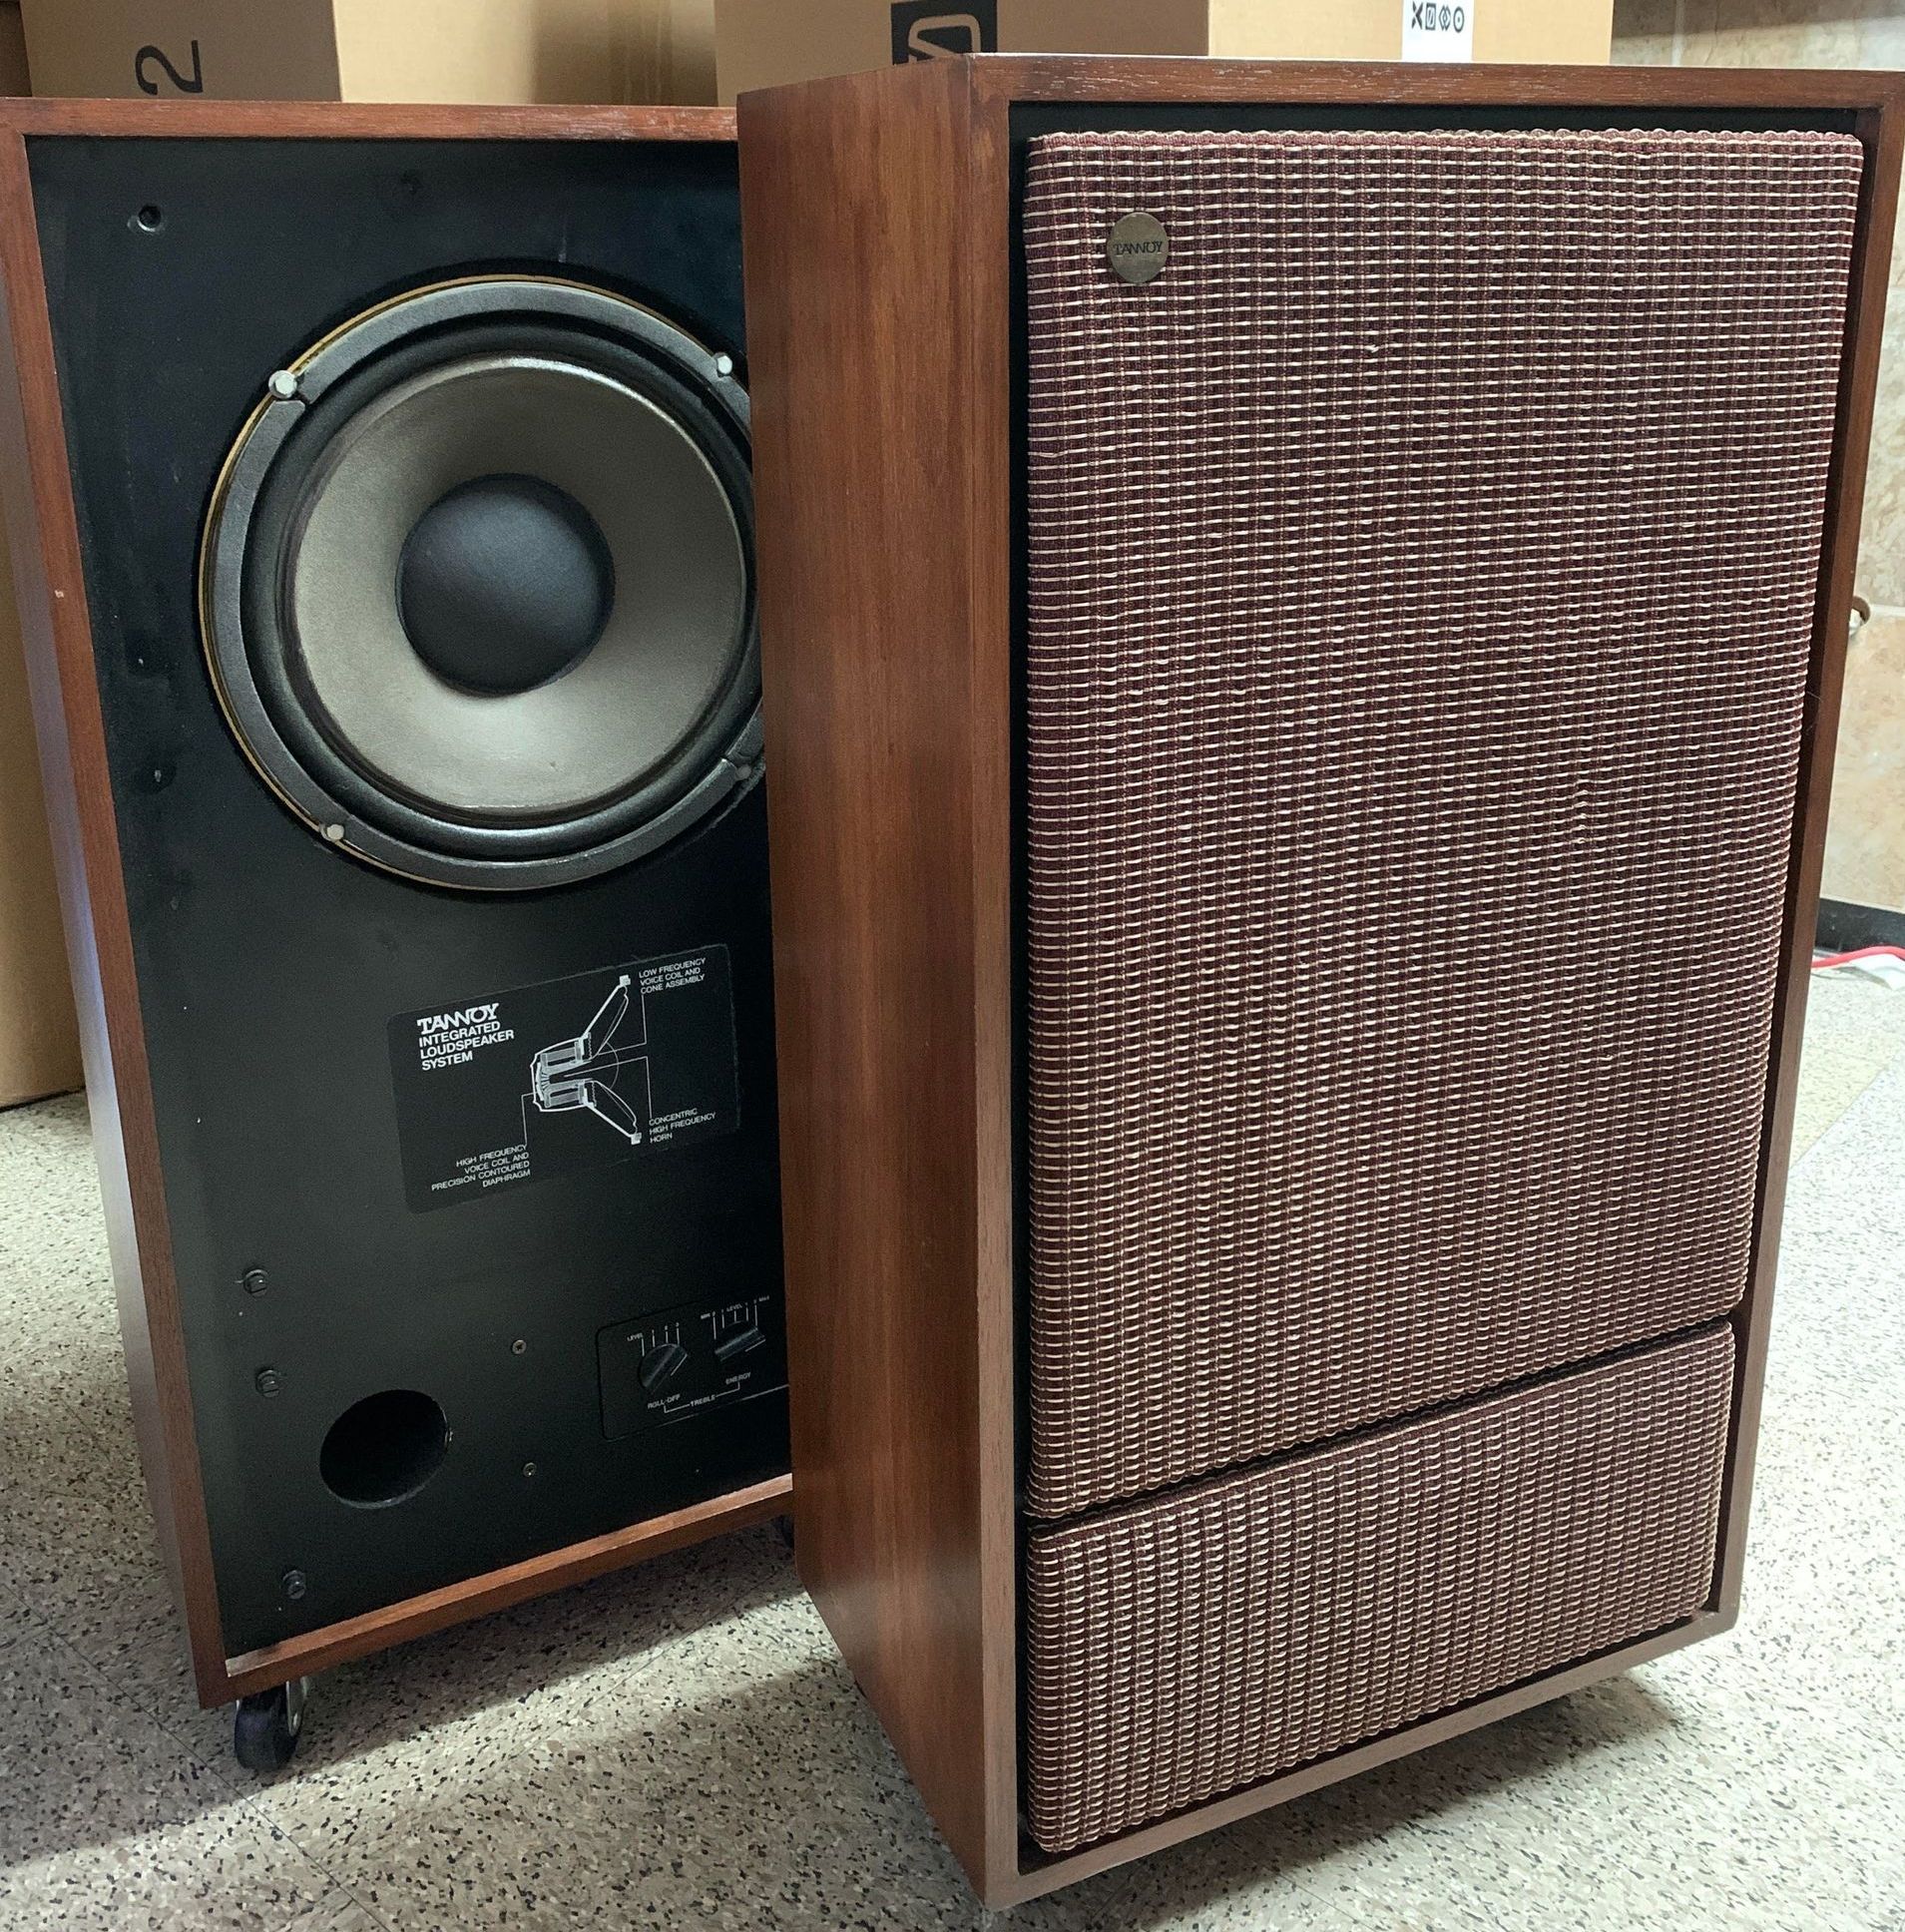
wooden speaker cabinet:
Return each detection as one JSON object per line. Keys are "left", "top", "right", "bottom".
{"left": 0, "top": 101, "right": 790, "bottom": 1757}
{"left": 739, "top": 57, "right": 1903, "bottom": 1903}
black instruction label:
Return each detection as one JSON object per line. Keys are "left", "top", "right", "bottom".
{"left": 387, "top": 948, "right": 739, "bottom": 1213}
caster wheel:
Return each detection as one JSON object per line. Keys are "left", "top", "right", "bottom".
{"left": 233, "top": 1676, "right": 310, "bottom": 1773}
{"left": 773, "top": 1513, "right": 795, "bottom": 1554}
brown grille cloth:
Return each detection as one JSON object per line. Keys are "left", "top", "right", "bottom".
{"left": 1023, "top": 128, "right": 1859, "bottom": 1520}
{"left": 1023, "top": 1323, "right": 1734, "bottom": 1855}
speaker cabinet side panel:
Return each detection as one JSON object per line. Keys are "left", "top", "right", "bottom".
{"left": 741, "top": 60, "right": 1019, "bottom": 1897}
{"left": 1719, "top": 95, "right": 1905, "bottom": 1617}
{"left": 24, "top": 129, "right": 787, "bottom": 1667}
{"left": 0, "top": 129, "right": 231, "bottom": 1698}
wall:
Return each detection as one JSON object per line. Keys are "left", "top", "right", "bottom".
{"left": 1616, "top": 0, "right": 1905, "bottom": 915}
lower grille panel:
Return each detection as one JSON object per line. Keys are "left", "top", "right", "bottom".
{"left": 1022, "top": 1325, "right": 1734, "bottom": 1856}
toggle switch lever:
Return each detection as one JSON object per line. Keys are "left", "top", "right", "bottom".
{"left": 714, "top": 1325, "right": 764, "bottom": 1363}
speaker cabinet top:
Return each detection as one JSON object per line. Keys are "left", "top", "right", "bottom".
{"left": 0, "top": 98, "right": 733, "bottom": 141}
{"left": 739, "top": 55, "right": 1904, "bottom": 1906}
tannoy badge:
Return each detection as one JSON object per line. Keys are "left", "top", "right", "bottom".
{"left": 1104, "top": 210, "right": 1168, "bottom": 282}
{"left": 0, "top": 102, "right": 787, "bottom": 1766}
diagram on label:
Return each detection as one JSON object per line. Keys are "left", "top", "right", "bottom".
{"left": 387, "top": 948, "right": 741, "bottom": 1212}
{"left": 530, "top": 976, "right": 650, "bottom": 1147}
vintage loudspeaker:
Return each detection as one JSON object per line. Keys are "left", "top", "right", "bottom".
{"left": 739, "top": 57, "right": 1903, "bottom": 1902}
{"left": 0, "top": 101, "right": 789, "bottom": 1751}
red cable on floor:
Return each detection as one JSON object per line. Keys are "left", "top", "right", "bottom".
{"left": 1813, "top": 945, "right": 1905, "bottom": 971}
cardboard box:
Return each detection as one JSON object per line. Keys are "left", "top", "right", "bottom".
{"left": 19, "top": 0, "right": 717, "bottom": 105}
{"left": 715, "top": 0, "right": 1612, "bottom": 103}
{"left": 1, "top": 1, "right": 28, "bottom": 96}
{"left": 1, "top": 1, "right": 83, "bottom": 1109}
{"left": 0, "top": 524, "right": 84, "bottom": 1110}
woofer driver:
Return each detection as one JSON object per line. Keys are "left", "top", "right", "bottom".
{"left": 201, "top": 277, "right": 758, "bottom": 891}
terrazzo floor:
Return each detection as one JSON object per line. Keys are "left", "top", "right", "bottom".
{"left": 3, "top": 974, "right": 1904, "bottom": 1931}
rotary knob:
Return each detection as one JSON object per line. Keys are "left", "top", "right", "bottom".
{"left": 638, "top": 1340, "right": 689, "bottom": 1392}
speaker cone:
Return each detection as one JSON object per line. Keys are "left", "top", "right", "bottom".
{"left": 201, "top": 277, "right": 758, "bottom": 891}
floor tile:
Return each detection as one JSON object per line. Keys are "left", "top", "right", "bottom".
{"left": 1788, "top": 972, "right": 1905, "bottom": 1157}
{"left": 0, "top": 1601, "right": 336, "bottom": 1930}
{"left": 276, "top": 1889, "right": 390, "bottom": 1932}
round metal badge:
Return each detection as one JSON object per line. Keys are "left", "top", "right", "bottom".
{"left": 1106, "top": 212, "right": 1170, "bottom": 285}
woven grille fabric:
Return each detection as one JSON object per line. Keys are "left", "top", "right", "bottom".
{"left": 1023, "top": 1323, "right": 1734, "bottom": 1854}
{"left": 1022, "top": 128, "right": 1859, "bottom": 1520}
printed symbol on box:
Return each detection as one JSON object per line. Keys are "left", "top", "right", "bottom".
{"left": 530, "top": 976, "right": 651, "bottom": 1147}
{"left": 135, "top": 39, "right": 205, "bottom": 95}
{"left": 1401, "top": 0, "right": 1473, "bottom": 60}
{"left": 891, "top": 0, "right": 997, "bottom": 63}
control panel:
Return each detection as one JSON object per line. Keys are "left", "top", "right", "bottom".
{"left": 597, "top": 1289, "right": 785, "bottom": 1440}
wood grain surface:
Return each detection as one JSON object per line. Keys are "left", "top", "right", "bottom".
{"left": 739, "top": 54, "right": 1905, "bottom": 1905}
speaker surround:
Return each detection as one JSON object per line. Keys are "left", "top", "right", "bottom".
{"left": 201, "top": 275, "right": 759, "bottom": 892}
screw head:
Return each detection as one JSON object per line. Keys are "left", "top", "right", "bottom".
{"left": 267, "top": 368, "right": 299, "bottom": 401}
{"left": 280, "top": 1569, "right": 307, "bottom": 1602}
{"left": 522, "top": 1461, "right": 538, "bottom": 1479}
{"left": 714, "top": 352, "right": 734, "bottom": 377}
{"left": 254, "top": 1366, "right": 282, "bottom": 1397}
{"left": 511, "top": 1337, "right": 527, "bottom": 1355}
{"left": 240, "top": 1268, "right": 268, "bottom": 1296}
